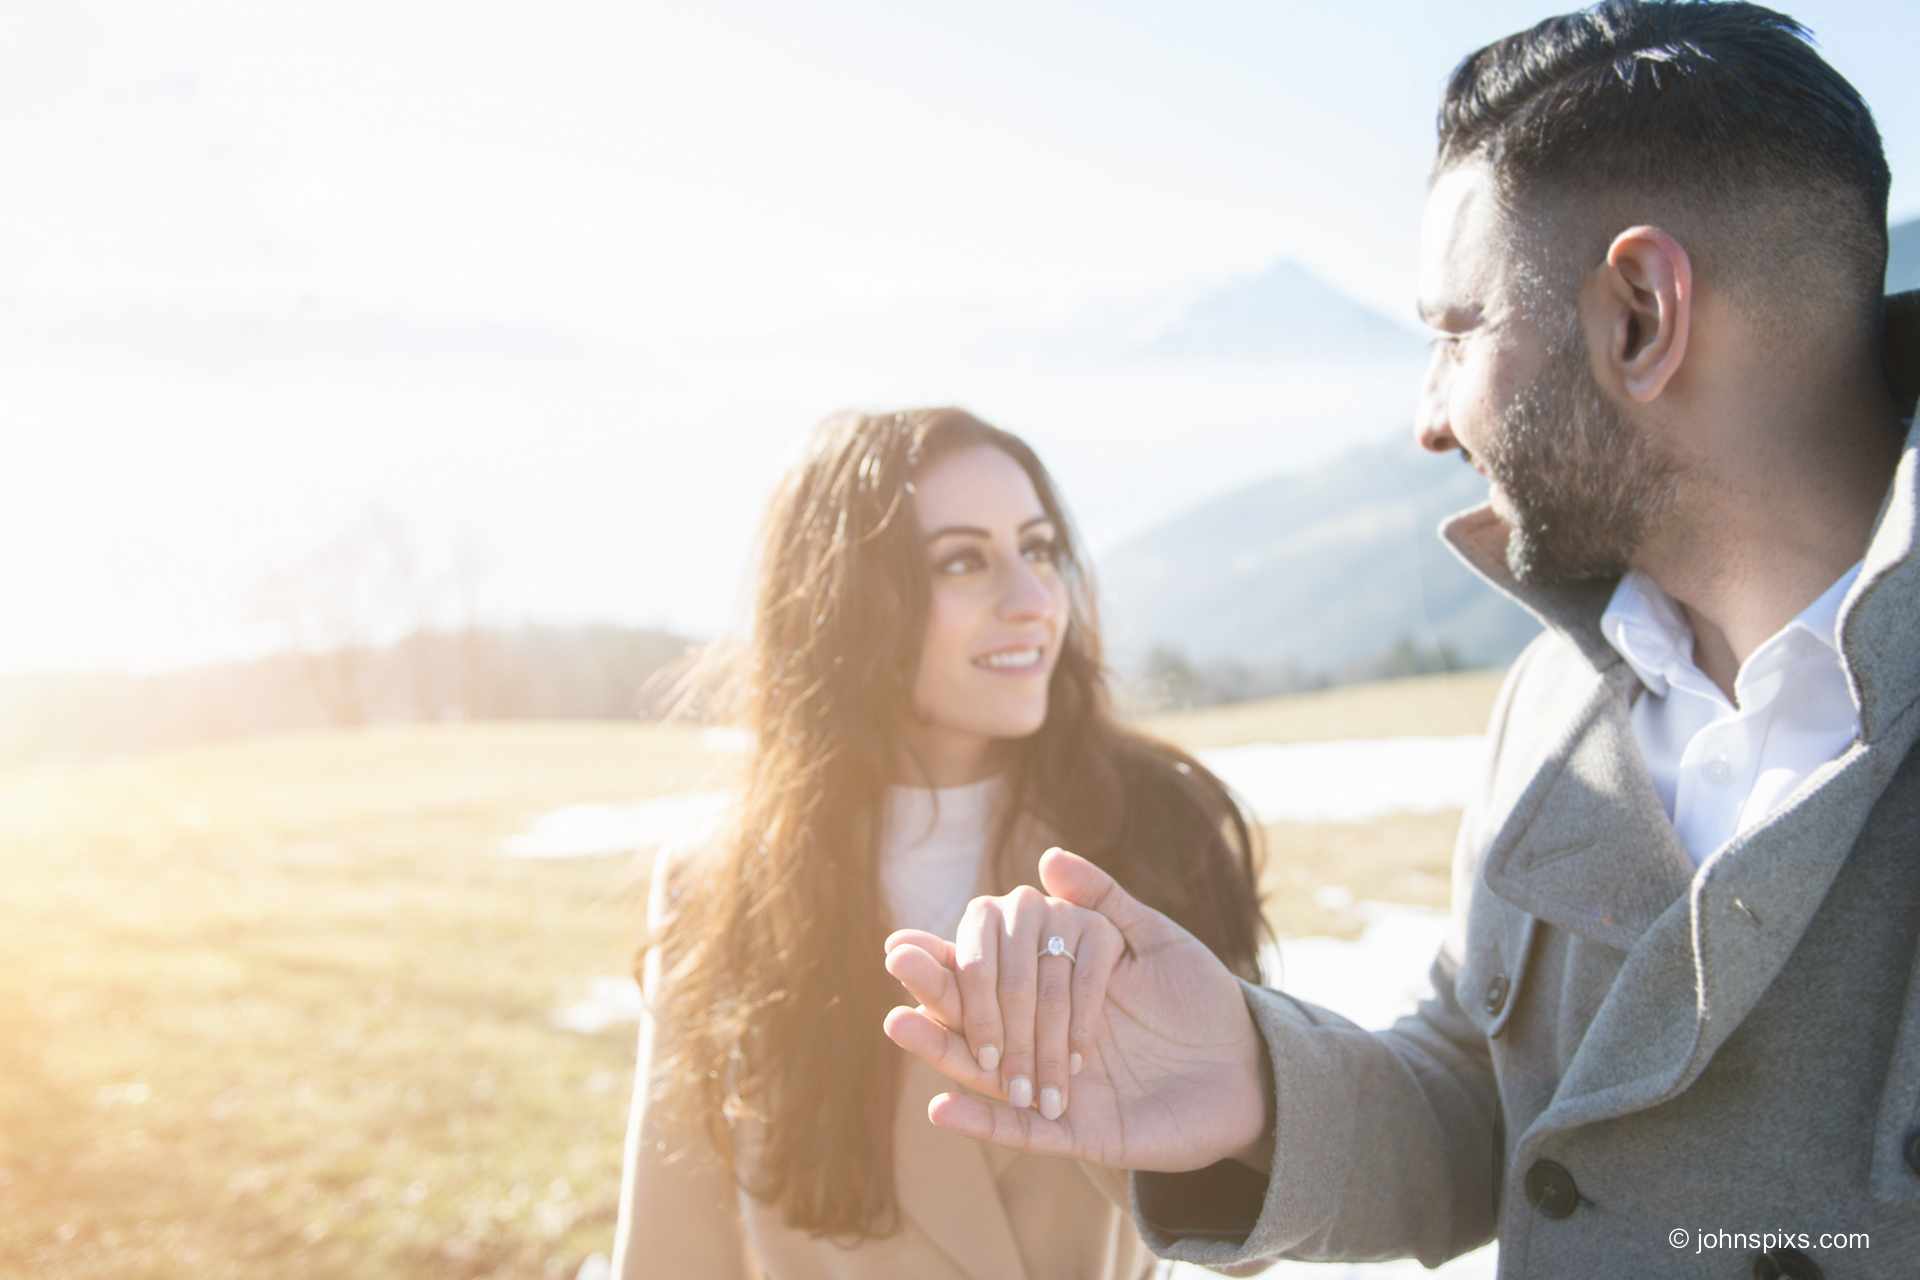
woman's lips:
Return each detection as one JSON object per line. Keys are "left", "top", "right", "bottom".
{"left": 972, "top": 646, "right": 1044, "bottom": 673}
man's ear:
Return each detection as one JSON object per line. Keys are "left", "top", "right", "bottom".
{"left": 1596, "top": 225, "right": 1692, "bottom": 403}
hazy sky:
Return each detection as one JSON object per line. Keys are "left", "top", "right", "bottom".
{"left": 8, "top": 1, "right": 1919, "bottom": 673}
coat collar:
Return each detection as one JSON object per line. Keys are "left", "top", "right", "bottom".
{"left": 1458, "top": 292, "right": 1920, "bottom": 1134}
{"left": 1441, "top": 289, "right": 1920, "bottom": 748}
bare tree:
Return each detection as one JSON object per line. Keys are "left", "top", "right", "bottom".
{"left": 249, "top": 503, "right": 428, "bottom": 728}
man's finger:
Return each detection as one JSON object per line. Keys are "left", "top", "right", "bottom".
{"left": 1038, "top": 847, "right": 1166, "bottom": 945}
{"left": 1069, "top": 916, "right": 1123, "bottom": 1079}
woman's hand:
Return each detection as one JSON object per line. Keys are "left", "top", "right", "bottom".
{"left": 882, "top": 847, "right": 1271, "bottom": 1173}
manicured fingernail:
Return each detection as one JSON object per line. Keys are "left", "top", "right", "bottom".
{"left": 1009, "top": 1076, "right": 1033, "bottom": 1109}
{"left": 1039, "top": 1087, "right": 1062, "bottom": 1120}
{"left": 978, "top": 1045, "right": 1000, "bottom": 1072}
{"left": 1070, "top": 1052, "right": 1083, "bottom": 1076}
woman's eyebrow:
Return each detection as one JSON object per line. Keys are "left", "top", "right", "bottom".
{"left": 922, "top": 515, "right": 1054, "bottom": 542}
{"left": 922, "top": 524, "right": 989, "bottom": 542}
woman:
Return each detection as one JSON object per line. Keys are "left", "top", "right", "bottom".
{"left": 612, "top": 407, "right": 1269, "bottom": 1279}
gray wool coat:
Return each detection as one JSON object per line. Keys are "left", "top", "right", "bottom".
{"left": 1132, "top": 293, "right": 1920, "bottom": 1280}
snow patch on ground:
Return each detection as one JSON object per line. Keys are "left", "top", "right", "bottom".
{"left": 502, "top": 736, "right": 1484, "bottom": 860}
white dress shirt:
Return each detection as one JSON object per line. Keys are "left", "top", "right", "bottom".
{"left": 1598, "top": 562, "right": 1863, "bottom": 865}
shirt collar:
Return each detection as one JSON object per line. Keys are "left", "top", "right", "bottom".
{"left": 1783, "top": 559, "right": 1862, "bottom": 656}
{"left": 1598, "top": 560, "right": 1864, "bottom": 699}
{"left": 1598, "top": 569, "right": 1692, "bottom": 697}
{"left": 1443, "top": 411, "right": 1920, "bottom": 740}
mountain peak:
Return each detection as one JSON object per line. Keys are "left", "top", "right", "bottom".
{"left": 1150, "top": 257, "right": 1421, "bottom": 365}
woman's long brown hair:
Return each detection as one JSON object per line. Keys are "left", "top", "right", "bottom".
{"left": 643, "top": 408, "right": 1269, "bottom": 1238}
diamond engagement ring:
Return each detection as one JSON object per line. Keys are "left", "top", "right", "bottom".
{"left": 1041, "top": 935, "right": 1076, "bottom": 963}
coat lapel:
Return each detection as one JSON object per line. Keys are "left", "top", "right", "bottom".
{"left": 892, "top": 1056, "right": 1029, "bottom": 1280}
{"left": 889, "top": 802, "right": 1054, "bottom": 1280}
{"left": 1529, "top": 734, "right": 1898, "bottom": 1136}
{"left": 1523, "top": 687, "right": 1920, "bottom": 1139}
{"left": 1475, "top": 660, "right": 1705, "bottom": 1131}
{"left": 1479, "top": 663, "right": 1693, "bottom": 954}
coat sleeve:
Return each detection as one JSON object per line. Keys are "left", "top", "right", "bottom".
{"left": 1129, "top": 643, "right": 1547, "bottom": 1270}
{"left": 609, "top": 849, "right": 753, "bottom": 1280}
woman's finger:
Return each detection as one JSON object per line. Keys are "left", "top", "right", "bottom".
{"left": 926, "top": 1090, "right": 1075, "bottom": 1159}
{"left": 884, "top": 944, "right": 964, "bottom": 1031}
{"left": 883, "top": 928, "right": 956, "bottom": 971}
{"left": 1031, "top": 904, "right": 1081, "bottom": 1121}
{"left": 883, "top": 1006, "right": 1002, "bottom": 1098}
{"left": 996, "top": 886, "right": 1047, "bottom": 1110}
{"left": 953, "top": 897, "right": 1004, "bottom": 1077}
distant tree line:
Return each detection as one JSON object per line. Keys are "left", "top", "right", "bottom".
{"left": 1, "top": 624, "right": 1470, "bottom": 767}
{"left": 1121, "top": 633, "right": 1469, "bottom": 714}
{"left": 0, "top": 623, "right": 697, "bottom": 766}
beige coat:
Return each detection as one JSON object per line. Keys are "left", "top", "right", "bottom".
{"left": 611, "top": 816, "right": 1156, "bottom": 1280}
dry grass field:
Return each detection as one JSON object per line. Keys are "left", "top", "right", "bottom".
{"left": 1, "top": 670, "right": 1500, "bottom": 1279}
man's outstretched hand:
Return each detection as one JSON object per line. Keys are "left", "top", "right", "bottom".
{"left": 881, "top": 847, "right": 1272, "bottom": 1174}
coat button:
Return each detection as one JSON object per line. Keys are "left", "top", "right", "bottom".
{"left": 1522, "top": 1159, "right": 1578, "bottom": 1219}
{"left": 1484, "top": 973, "right": 1511, "bottom": 1017}
{"left": 1905, "top": 1127, "right": 1920, "bottom": 1176}
{"left": 1753, "top": 1247, "right": 1823, "bottom": 1280}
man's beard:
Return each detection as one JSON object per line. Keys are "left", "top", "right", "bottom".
{"left": 1481, "top": 335, "right": 1680, "bottom": 585}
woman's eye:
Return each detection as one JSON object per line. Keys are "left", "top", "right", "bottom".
{"left": 1022, "top": 539, "right": 1060, "bottom": 566}
{"left": 934, "top": 550, "right": 985, "bottom": 576}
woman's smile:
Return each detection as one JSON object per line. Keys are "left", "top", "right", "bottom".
{"left": 972, "top": 644, "right": 1047, "bottom": 673}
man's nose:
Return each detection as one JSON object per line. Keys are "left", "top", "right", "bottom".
{"left": 1413, "top": 387, "right": 1457, "bottom": 454}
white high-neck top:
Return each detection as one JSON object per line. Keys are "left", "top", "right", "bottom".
{"left": 1598, "top": 561, "right": 1862, "bottom": 866}
{"left": 879, "top": 775, "right": 1004, "bottom": 941}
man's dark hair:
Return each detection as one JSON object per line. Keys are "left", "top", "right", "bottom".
{"left": 1438, "top": 1, "right": 1889, "bottom": 321}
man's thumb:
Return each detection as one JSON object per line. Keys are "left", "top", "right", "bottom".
{"left": 1038, "top": 846, "right": 1159, "bottom": 940}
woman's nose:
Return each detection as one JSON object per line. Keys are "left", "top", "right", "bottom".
{"left": 998, "top": 560, "right": 1056, "bottom": 620}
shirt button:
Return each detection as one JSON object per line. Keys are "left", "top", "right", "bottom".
{"left": 1484, "top": 973, "right": 1511, "bottom": 1018}
{"left": 1704, "top": 756, "right": 1734, "bottom": 784}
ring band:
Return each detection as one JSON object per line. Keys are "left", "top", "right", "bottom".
{"left": 1041, "top": 935, "right": 1077, "bottom": 963}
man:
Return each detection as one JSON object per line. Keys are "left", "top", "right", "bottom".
{"left": 881, "top": 3, "right": 1920, "bottom": 1276}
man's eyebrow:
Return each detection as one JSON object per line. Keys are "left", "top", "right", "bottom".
{"left": 1416, "top": 299, "right": 1482, "bottom": 329}
{"left": 923, "top": 515, "right": 1054, "bottom": 542}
